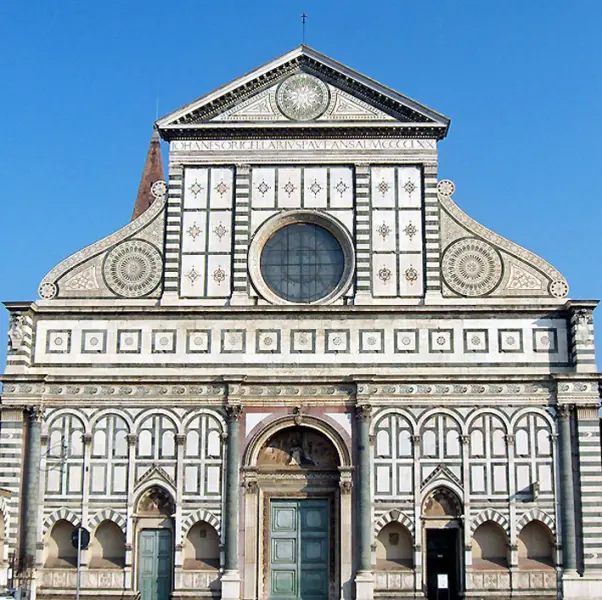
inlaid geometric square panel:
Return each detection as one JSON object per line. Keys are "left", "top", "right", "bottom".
{"left": 428, "top": 329, "right": 454, "bottom": 353}
{"left": 81, "top": 330, "right": 107, "bottom": 354}
{"left": 184, "top": 167, "right": 209, "bottom": 209}
{"left": 151, "top": 330, "right": 177, "bottom": 354}
{"left": 46, "top": 329, "right": 71, "bottom": 354}
{"left": 325, "top": 329, "right": 350, "bottom": 353}
{"left": 256, "top": 329, "right": 281, "bottom": 354}
{"left": 359, "top": 329, "right": 384, "bottom": 353}
{"left": 117, "top": 329, "right": 142, "bottom": 354}
{"left": 206, "top": 255, "right": 231, "bottom": 298}
{"left": 209, "top": 167, "right": 234, "bottom": 209}
{"left": 498, "top": 329, "right": 524, "bottom": 353}
{"left": 394, "top": 329, "right": 419, "bottom": 353}
{"left": 291, "top": 329, "right": 316, "bottom": 353}
{"left": 372, "top": 254, "right": 397, "bottom": 297}
{"left": 186, "top": 329, "right": 211, "bottom": 354}
{"left": 463, "top": 329, "right": 489, "bottom": 353}
{"left": 221, "top": 329, "right": 246, "bottom": 354}
{"left": 532, "top": 328, "right": 558, "bottom": 353}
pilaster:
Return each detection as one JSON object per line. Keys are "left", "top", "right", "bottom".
{"left": 231, "top": 164, "right": 252, "bottom": 305}
{"left": 354, "top": 165, "right": 371, "bottom": 304}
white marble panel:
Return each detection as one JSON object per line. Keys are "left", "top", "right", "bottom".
{"left": 251, "top": 168, "right": 276, "bottom": 208}
{"left": 68, "top": 465, "right": 82, "bottom": 493}
{"left": 329, "top": 167, "right": 353, "bottom": 208}
{"left": 182, "top": 212, "right": 207, "bottom": 253}
{"left": 325, "top": 412, "right": 352, "bottom": 436}
{"left": 184, "top": 168, "right": 209, "bottom": 209}
{"left": 327, "top": 209, "right": 354, "bottom": 233}
{"left": 376, "top": 465, "right": 391, "bottom": 494}
{"left": 90, "top": 465, "right": 105, "bottom": 493}
{"left": 376, "top": 430, "right": 390, "bottom": 457}
{"left": 209, "top": 168, "right": 234, "bottom": 209}
{"left": 303, "top": 168, "right": 328, "bottom": 208}
{"left": 493, "top": 465, "right": 508, "bottom": 492}
{"left": 398, "top": 210, "right": 422, "bottom": 251}
{"left": 397, "top": 166, "right": 422, "bottom": 208}
{"left": 471, "top": 465, "right": 485, "bottom": 492}
{"left": 398, "top": 466, "right": 412, "bottom": 493}
{"left": 371, "top": 167, "right": 396, "bottom": 207}
{"left": 185, "top": 465, "right": 199, "bottom": 493}
{"left": 516, "top": 464, "right": 530, "bottom": 492}
{"left": 277, "top": 168, "right": 302, "bottom": 208}
{"left": 372, "top": 253, "right": 397, "bottom": 297}
{"left": 251, "top": 209, "right": 277, "bottom": 233}
{"left": 180, "top": 255, "right": 206, "bottom": 297}
{"left": 112, "top": 465, "right": 127, "bottom": 493}
{"left": 372, "top": 210, "right": 396, "bottom": 252}
{"left": 206, "top": 465, "right": 221, "bottom": 494}
{"left": 207, "top": 210, "right": 232, "bottom": 253}
{"left": 206, "top": 255, "right": 230, "bottom": 297}
{"left": 538, "top": 464, "right": 553, "bottom": 491}
{"left": 46, "top": 469, "right": 60, "bottom": 492}
{"left": 245, "top": 412, "right": 272, "bottom": 436}
{"left": 398, "top": 255, "right": 423, "bottom": 297}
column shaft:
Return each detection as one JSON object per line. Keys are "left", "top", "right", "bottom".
{"left": 24, "top": 409, "right": 42, "bottom": 563}
{"left": 224, "top": 405, "right": 242, "bottom": 571}
{"left": 356, "top": 405, "right": 372, "bottom": 572}
{"left": 559, "top": 405, "right": 577, "bottom": 571}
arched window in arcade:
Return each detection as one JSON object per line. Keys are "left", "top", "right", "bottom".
{"left": 375, "top": 522, "right": 413, "bottom": 570}
{"left": 90, "top": 414, "right": 129, "bottom": 496}
{"left": 45, "top": 520, "right": 77, "bottom": 568}
{"left": 183, "top": 521, "right": 220, "bottom": 570}
{"left": 89, "top": 520, "right": 126, "bottom": 569}
{"left": 518, "top": 521, "right": 555, "bottom": 569}
{"left": 472, "top": 522, "right": 509, "bottom": 570}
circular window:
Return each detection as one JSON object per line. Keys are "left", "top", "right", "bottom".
{"left": 260, "top": 223, "right": 344, "bottom": 303}
{"left": 249, "top": 211, "right": 354, "bottom": 305}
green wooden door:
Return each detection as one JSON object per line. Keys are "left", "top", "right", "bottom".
{"left": 270, "top": 499, "right": 329, "bottom": 600}
{"left": 139, "top": 529, "right": 172, "bottom": 600}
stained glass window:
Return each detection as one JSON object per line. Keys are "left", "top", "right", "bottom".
{"left": 260, "top": 223, "right": 345, "bottom": 303}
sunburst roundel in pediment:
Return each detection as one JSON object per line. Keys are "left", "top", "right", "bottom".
{"left": 276, "top": 73, "right": 330, "bottom": 121}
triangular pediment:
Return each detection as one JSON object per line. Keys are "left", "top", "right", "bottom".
{"left": 157, "top": 46, "right": 450, "bottom": 138}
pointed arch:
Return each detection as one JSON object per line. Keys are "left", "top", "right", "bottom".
{"left": 43, "top": 508, "right": 80, "bottom": 536}
{"left": 182, "top": 509, "right": 221, "bottom": 539}
{"left": 374, "top": 510, "right": 413, "bottom": 536}
{"left": 470, "top": 509, "right": 510, "bottom": 537}
{"left": 516, "top": 509, "right": 556, "bottom": 535}
{"left": 88, "top": 509, "right": 127, "bottom": 534}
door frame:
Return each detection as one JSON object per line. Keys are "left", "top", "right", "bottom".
{"left": 424, "top": 527, "right": 462, "bottom": 600}
{"left": 136, "top": 527, "right": 174, "bottom": 600}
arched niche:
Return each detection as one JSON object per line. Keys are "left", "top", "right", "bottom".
{"left": 518, "top": 521, "right": 554, "bottom": 569}
{"left": 183, "top": 521, "right": 220, "bottom": 570}
{"left": 472, "top": 522, "right": 508, "bottom": 569}
{"left": 376, "top": 522, "right": 413, "bottom": 570}
{"left": 89, "top": 520, "right": 125, "bottom": 569}
{"left": 423, "top": 487, "right": 463, "bottom": 521}
{"left": 45, "top": 519, "right": 77, "bottom": 568}
{"left": 136, "top": 486, "right": 175, "bottom": 530}
{"left": 256, "top": 426, "right": 340, "bottom": 470}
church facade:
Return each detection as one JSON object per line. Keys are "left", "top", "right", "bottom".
{"left": 1, "top": 46, "right": 601, "bottom": 600}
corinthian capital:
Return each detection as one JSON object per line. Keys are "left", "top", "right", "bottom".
{"left": 226, "top": 404, "right": 244, "bottom": 422}
{"left": 355, "top": 404, "right": 372, "bottom": 422}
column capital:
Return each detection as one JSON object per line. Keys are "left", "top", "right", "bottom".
{"left": 339, "top": 480, "right": 353, "bottom": 494}
{"left": 355, "top": 404, "right": 372, "bottom": 422}
{"left": 126, "top": 433, "right": 138, "bottom": 446}
{"left": 459, "top": 435, "right": 470, "bottom": 445}
{"left": 82, "top": 433, "right": 93, "bottom": 446}
{"left": 175, "top": 434, "right": 187, "bottom": 446}
{"left": 28, "top": 405, "right": 44, "bottom": 422}
{"left": 226, "top": 404, "right": 244, "bottom": 422}
{"left": 411, "top": 435, "right": 421, "bottom": 446}
{"left": 557, "top": 404, "right": 574, "bottom": 420}
{"left": 505, "top": 434, "right": 515, "bottom": 445}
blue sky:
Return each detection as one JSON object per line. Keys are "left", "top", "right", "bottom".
{"left": 0, "top": 0, "right": 601, "bottom": 370}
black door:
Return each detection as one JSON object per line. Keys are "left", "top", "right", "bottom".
{"left": 426, "top": 529, "right": 460, "bottom": 600}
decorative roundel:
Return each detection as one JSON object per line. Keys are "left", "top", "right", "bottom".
{"left": 437, "top": 179, "right": 455, "bottom": 197}
{"left": 442, "top": 238, "right": 503, "bottom": 297}
{"left": 150, "top": 180, "right": 167, "bottom": 199}
{"left": 38, "top": 281, "right": 57, "bottom": 300}
{"left": 549, "top": 279, "right": 569, "bottom": 298}
{"left": 276, "top": 73, "right": 330, "bottom": 121}
{"left": 103, "top": 239, "right": 162, "bottom": 298}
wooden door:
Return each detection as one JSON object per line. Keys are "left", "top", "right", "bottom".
{"left": 139, "top": 529, "right": 172, "bottom": 600}
{"left": 269, "top": 499, "right": 329, "bottom": 600}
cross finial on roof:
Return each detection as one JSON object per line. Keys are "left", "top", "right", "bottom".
{"left": 301, "top": 13, "right": 308, "bottom": 44}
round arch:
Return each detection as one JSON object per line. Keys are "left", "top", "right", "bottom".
{"left": 244, "top": 414, "right": 352, "bottom": 468}
{"left": 465, "top": 408, "right": 511, "bottom": 433}
{"left": 417, "top": 407, "right": 466, "bottom": 435}
{"left": 370, "top": 408, "right": 418, "bottom": 435}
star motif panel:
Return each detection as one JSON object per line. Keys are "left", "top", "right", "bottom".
{"left": 370, "top": 166, "right": 424, "bottom": 298}
{"left": 181, "top": 167, "right": 233, "bottom": 298}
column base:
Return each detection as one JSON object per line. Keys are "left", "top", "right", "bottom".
{"left": 221, "top": 569, "right": 241, "bottom": 600}
{"left": 562, "top": 570, "right": 602, "bottom": 599}
{"left": 355, "top": 570, "right": 374, "bottom": 600}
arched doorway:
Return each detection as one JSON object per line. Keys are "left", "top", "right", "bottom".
{"left": 136, "top": 486, "right": 175, "bottom": 600}
{"left": 422, "top": 487, "right": 463, "bottom": 600}
{"left": 243, "top": 419, "right": 352, "bottom": 600}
